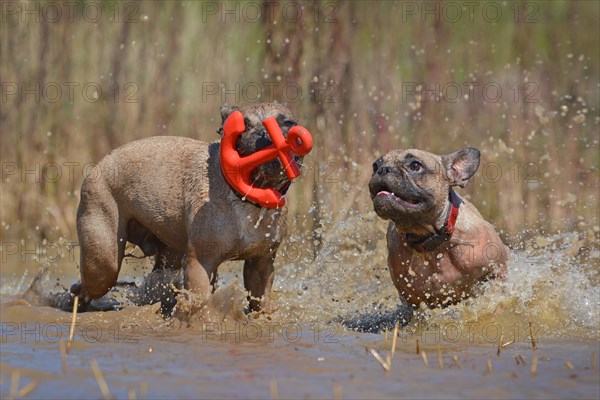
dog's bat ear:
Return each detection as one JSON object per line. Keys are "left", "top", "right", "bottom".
{"left": 442, "top": 148, "right": 481, "bottom": 188}
{"left": 220, "top": 105, "right": 239, "bottom": 124}
{"left": 217, "top": 105, "right": 240, "bottom": 136}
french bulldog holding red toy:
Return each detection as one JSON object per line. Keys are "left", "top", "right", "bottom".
{"left": 369, "top": 148, "right": 508, "bottom": 310}
{"left": 71, "top": 103, "right": 312, "bottom": 315}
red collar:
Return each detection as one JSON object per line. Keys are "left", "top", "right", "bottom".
{"left": 404, "top": 190, "right": 461, "bottom": 253}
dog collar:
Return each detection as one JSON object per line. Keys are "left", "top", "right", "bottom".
{"left": 404, "top": 190, "right": 461, "bottom": 253}
{"left": 226, "top": 178, "right": 292, "bottom": 209}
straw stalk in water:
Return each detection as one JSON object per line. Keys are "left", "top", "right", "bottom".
{"left": 8, "top": 370, "right": 19, "bottom": 400}
{"left": 421, "top": 351, "right": 429, "bottom": 368}
{"left": 391, "top": 322, "right": 399, "bottom": 359}
{"left": 531, "top": 355, "right": 539, "bottom": 376}
{"left": 367, "top": 348, "right": 391, "bottom": 372}
{"left": 6, "top": 372, "right": 39, "bottom": 400}
{"left": 270, "top": 379, "right": 279, "bottom": 399}
{"left": 452, "top": 355, "right": 462, "bottom": 369}
{"left": 59, "top": 340, "right": 68, "bottom": 373}
{"left": 91, "top": 359, "right": 113, "bottom": 400}
{"left": 369, "top": 321, "right": 400, "bottom": 372}
{"left": 565, "top": 361, "right": 574, "bottom": 370}
{"left": 332, "top": 382, "right": 342, "bottom": 400}
{"left": 528, "top": 322, "right": 537, "bottom": 349}
{"left": 496, "top": 334, "right": 504, "bottom": 356}
{"left": 128, "top": 389, "right": 137, "bottom": 400}
{"left": 19, "top": 380, "right": 39, "bottom": 398}
{"left": 67, "top": 295, "right": 79, "bottom": 353}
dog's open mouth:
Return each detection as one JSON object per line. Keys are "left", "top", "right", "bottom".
{"left": 278, "top": 180, "right": 292, "bottom": 195}
{"left": 375, "top": 189, "right": 422, "bottom": 209}
{"left": 250, "top": 155, "right": 302, "bottom": 194}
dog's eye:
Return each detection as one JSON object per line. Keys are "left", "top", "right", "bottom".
{"left": 283, "top": 120, "right": 295, "bottom": 128}
{"left": 372, "top": 162, "right": 378, "bottom": 174}
{"left": 409, "top": 161, "right": 423, "bottom": 172}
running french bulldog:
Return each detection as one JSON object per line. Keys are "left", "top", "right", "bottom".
{"left": 71, "top": 103, "right": 303, "bottom": 314}
{"left": 369, "top": 148, "right": 508, "bottom": 309}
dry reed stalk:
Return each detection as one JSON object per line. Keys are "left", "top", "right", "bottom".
{"left": 592, "top": 352, "right": 597, "bottom": 370}
{"left": 367, "top": 348, "right": 391, "bottom": 372}
{"left": 8, "top": 370, "right": 19, "bottom": 400}
{"left": 437, "top": 346, "right": 443, "bottom": 369}
{"left": 140, "top": 382, "right": 148, "bottom": 400}
{"left": 517, "top": 355, "right": 526, "bottom": 365}
{"left": 59, "top": 340, "right": 67, "bottom": 373}
{"left": 270, "top": 379, "right": 279, "bottom": 400}
{"left": 67, "top": 295, "right": 79, "bottom": 353}
{"left": 128, "top": 389, "right": 137, "bottom": 400}
{"left": 18, "top": 380, "right": 39, "bottom": 398}
{"left": 391, "top": 322, "right": 399, "bottom": 359}
{"left": 90, "top": 359, "right": 112, "bottom": 400}
{"left": 501, "top": 340, "right": 515, "bottom": 349}
{"left": 565, "top": 361, "right": 574, "bottom": 370}
{"left": 421, "top": 351, "right": 429, "bottom": 368}
{"left": 332, "top": 382, "right": 342, "bottom": 400}
{"left": 528, "top": 322, "right": 537, "bottom": 349}
{"left": 452, "top": 355, "right": 462, "bottom": 369}
{"left": 416, "top": 339, "right": 420, "bottom": 355}
{"left": 496, "top": 334, "right": 504, "bottom": 356}
{"left": 384, "top": 327, "right": 388, "bottom": 342}
{"left": 531, "top": 355, "right": 538, "bottom": 376}
{"left": 487, "top": 359, "right": 494, "bottom": 373}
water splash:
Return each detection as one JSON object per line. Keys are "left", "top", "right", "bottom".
{"left": 1, "top": 217, "right": 597, "bottom": 340}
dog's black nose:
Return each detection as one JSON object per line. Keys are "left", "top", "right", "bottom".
{"left": 372, "top": 157, "right": 384, "bottom": 175}
{"left": 377, "top": 166, "right": 392, "bottom": 175}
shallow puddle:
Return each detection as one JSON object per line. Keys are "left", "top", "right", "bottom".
{"left": 1, "top": 227, "right": 598, "bottom": 399}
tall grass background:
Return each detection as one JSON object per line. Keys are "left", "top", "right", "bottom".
{"left": 1, "top": 1, "right": 598, "bottom": 254}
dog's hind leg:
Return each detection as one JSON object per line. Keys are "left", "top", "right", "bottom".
{"left": 71, "top": 196, "right": 126, "bottom": 310}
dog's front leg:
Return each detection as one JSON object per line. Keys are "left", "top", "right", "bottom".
{"left": 243, "top": 254, "right": 276, "bottom": 313}
{"left": 183, "top": 245, "right": 217, "bottom": 302}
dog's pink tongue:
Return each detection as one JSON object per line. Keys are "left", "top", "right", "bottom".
{"left": 377, "top": 190, "right": 392, "bottom": 196}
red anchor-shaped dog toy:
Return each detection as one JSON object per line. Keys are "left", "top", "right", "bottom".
{"left": 220, "top": 110, "right": 313, "bottom": 208}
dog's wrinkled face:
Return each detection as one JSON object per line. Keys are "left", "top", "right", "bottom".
{"left": 219, "top": 103, "right": 301, "bottom": 192}
{"left": 368, "top": 148, "right": 480, "bottom": 230}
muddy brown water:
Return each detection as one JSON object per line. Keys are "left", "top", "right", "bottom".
{"left": 1, "top": 221, "right": 599, "bottom": 399}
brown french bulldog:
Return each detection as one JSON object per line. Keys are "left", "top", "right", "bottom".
{"left": 369, "top": 148, "right": 508, "bottom": 309}
{"left": 71, "top": 103, "right": 303, "bottom": 314}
